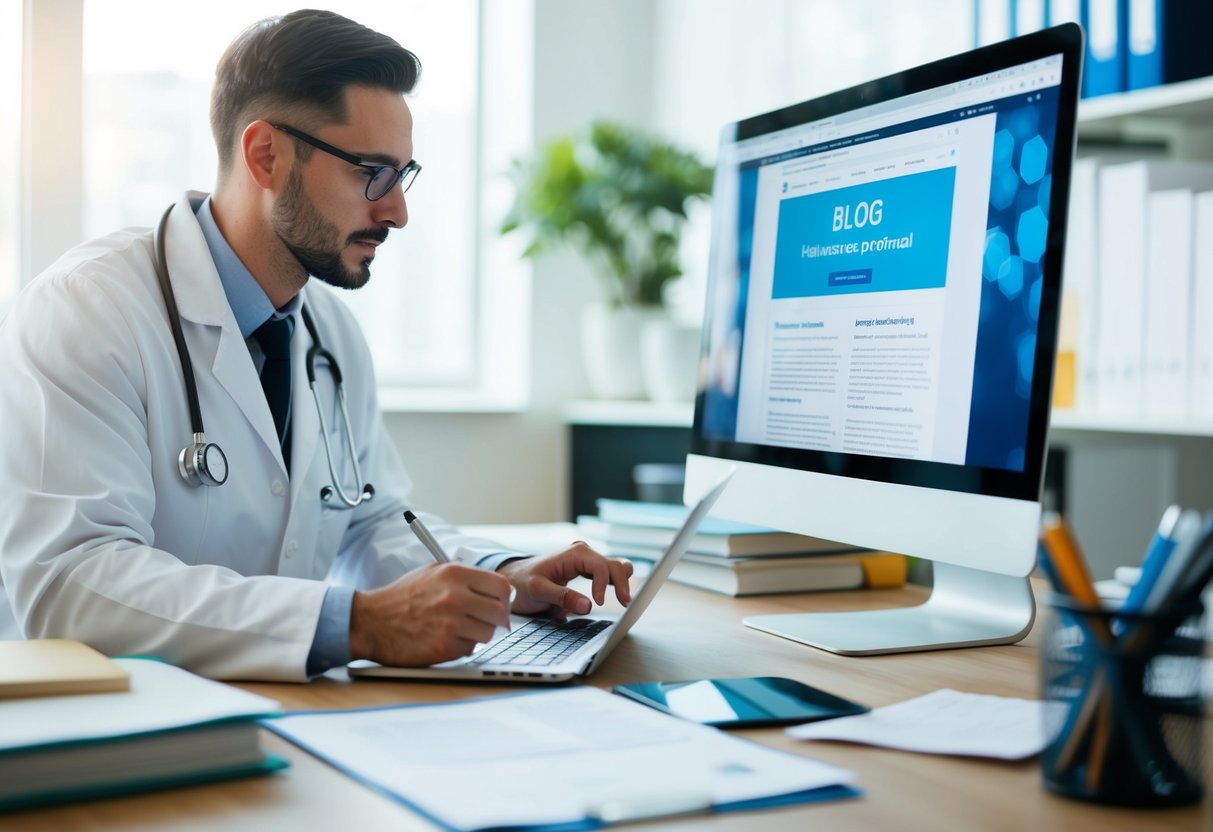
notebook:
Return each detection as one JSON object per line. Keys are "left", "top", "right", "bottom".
{"left": 348, "top": 471, "right": 733, "bottom": 683}
{"left": 0, "top": 639, "right": 130, "bottom": 698}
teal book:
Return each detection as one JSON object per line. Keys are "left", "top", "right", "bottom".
{"left": 0, "top": 656, "right": 287, "bottom": 812}
{"left": 581, "top": 499, "right": 859, "bottom": 558}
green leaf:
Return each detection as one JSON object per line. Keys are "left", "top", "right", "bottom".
{"left": 498, "top": 120, "right": 712, "bottom": 308}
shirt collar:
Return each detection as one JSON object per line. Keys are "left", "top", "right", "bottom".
{"left": 195, "top": 197, "right": 300, "bottom": 337}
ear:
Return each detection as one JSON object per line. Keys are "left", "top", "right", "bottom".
{"left": 240, "top": 120, "right": 284, "bottom": 191}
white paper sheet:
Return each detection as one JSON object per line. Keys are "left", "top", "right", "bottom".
{"left": 268, "top": 686, "right": 853, "bottom": 830}
{"left": 787, "top": 688, "right": 1045, "bottom": 760}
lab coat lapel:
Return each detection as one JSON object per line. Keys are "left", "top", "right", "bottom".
{"left": 288, "top": 285, "right": 320, "bottom": 503}
{"left": 163, "top": 196, "right": 288, "bottom": 474}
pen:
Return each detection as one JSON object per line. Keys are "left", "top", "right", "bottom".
{"left": 1154, "top": 512, "right": 1213, "bottom": 615}
{"left": 403, "top": 509, "right": 452, "bottom": 564}
{"left": 1121, "top": 505, "right": 1188, "bottom": 614}
{"left": 403, "top": 509, "right": 516, "bottom": 637}
{"left": 1040, "top": 511, "right": 1109, "bottom": 643}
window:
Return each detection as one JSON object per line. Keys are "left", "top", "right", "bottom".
{"left": 0, "top": 2, "right": 21, "bottom": 305}
{"left": 76, "top": 1, "right": 528, "bottom": 404}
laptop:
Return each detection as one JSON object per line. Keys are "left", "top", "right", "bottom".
{"left": 348, "top": 471, "right": 733, "bottom": 683}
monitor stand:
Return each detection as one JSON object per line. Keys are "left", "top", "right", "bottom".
{"left": 743, "top": 562, "right": 1035, "bottom": 656}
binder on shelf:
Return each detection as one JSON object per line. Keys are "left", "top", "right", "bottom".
{"left": 1083, "top": 0, "right": 1125, "bottom": 98}
{"left": 1095, "top": 160, "right": 1213, "bottom": 416}
{"left": 1048, "top": 0, "right": 1082, "bottom": 28}
{"left": 1012, "top": 0, "right": 1047, "bottom": 36}
{"left": 1060, "top": 157, "right": 1100, "bottom": 412}
{"left": 1126, "top": 0, "right": 1213, "bottom": 91}
{"left": 1191, "top": 192, "right": 1213, "bottom": 420}
{"left": 1142, "top": 188, "right": 1195, "bottom": 419}
{"left": 0, "top": 658, "right": 286, "bottom": 812}
{"left": 975, "top": 0, "right": 1012, "bottom": 46}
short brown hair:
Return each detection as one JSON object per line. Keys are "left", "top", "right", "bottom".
{"left": 210, "top": 9, "right": 421, "bottom": 176}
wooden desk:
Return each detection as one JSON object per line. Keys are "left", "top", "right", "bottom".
{"left": 8, "top": 583, "right": 1209, "bottom": 831}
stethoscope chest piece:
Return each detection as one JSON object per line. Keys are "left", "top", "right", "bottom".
{"left": 179, "top": 434, "right": 229, "bottom": 487}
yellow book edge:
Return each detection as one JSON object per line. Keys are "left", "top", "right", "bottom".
{"left": 0, "top": 639, "right": 131, "bottom": 698}
{"left": 857, "top": 554, "right": 908, "bottom": 588}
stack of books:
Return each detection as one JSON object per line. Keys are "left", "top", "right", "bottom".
{"left": 0, "top": 643, "right": 287, "bottom": 812}
{"left": 577, "top": 499, "right": 905, "bottom": 597}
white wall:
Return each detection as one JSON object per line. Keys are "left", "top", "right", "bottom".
{"left": 383, "top": 0, "right": 656, "bottom": 523}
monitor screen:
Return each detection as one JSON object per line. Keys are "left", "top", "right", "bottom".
{"left": 685, "top": 25, "right": 1083, "bottom": 654}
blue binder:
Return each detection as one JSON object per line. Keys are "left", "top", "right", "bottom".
{"left": 1082, "top": 0, "right": 1125, "bottom": 98}
{"left": 1126, "top": 0, "right": 1213, "bottom": 91}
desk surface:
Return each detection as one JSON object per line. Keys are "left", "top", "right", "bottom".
{"left": 8, "top": 582, "right": 1210, "bottom": 831}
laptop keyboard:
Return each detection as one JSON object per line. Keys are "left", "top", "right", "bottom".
{"left": 469, "top": 617, "right": 612, "bottom": 667}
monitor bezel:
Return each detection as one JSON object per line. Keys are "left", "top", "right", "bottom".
{"left": 691, "top": 24, "right": 1084, "bottom": 504}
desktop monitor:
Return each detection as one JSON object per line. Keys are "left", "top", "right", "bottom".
{"left": 685, "top": 25, "right": 1083, "bottom": 655}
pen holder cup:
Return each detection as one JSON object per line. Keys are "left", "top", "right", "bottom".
{"left": 1039, "top": 594, "right": 1206, "bottom": 807}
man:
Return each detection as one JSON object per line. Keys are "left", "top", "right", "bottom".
{"left": 0, "top": 9, "right": 631, "bottom": 681}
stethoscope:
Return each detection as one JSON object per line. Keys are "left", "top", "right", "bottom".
{"left": 153, "top": 205, "right": 375, "bottom": 509}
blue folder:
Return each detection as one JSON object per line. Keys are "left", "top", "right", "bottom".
{"left": 265, "top": 691, "right": 862, "bottom": 832}
{"left": 1126, "top": 0, "right": 1213, "bottom": 91}
{"left": 1083, "top": 0, "right": 1126, "bottom": 98}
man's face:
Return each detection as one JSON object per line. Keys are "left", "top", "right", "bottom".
{"left": 271, "top": 86, "right": 414, "bottom": 290}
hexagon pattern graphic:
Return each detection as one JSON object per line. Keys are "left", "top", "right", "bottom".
{"left": 1019, "top": 135, "right": 1047, "bottom": 184}
{"left": 1017, "top": 206, "right": 1048, "bottom": 263}
{"left": 982, "top": 112, "right": 1051, "bottom": 310}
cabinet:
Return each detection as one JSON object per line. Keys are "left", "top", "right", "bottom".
{"left": 564, "top": 401, "right": 693, "bottom": 520}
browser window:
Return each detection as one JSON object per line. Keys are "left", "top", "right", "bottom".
{"left": 704, "top": 55, "right": 1065, "bottom": 471}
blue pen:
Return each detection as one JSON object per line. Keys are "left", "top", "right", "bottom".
{"left": 1121, "top": 506, "right": 1184, "bottom": 615}
{"left": 1137, "top": 509, "right": 1205, "bottom": 615}
{"left": 1160, "top": 513, "right": 1213, "bottom": 613}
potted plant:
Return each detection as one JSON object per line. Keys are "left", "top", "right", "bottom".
{"left": 501, "top": 121, "right": 713, "bottom": 399}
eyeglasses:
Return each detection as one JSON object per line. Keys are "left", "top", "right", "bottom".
{"left": 272, "top": 123, "right": 421, "bottom": 201}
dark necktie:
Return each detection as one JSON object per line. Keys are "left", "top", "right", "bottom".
{"left": 253, "top": 316, "right": 293, "bottom": 473}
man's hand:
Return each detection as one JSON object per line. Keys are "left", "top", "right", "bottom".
{"left": 349, "top": 563, "right": 512, "bottom": 667}
{"left": 498, "top": 542, "right": 634, "bottom": 617}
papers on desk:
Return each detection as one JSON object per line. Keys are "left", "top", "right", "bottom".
{"left": 787, "top": 688, "right": 1046, "bottom": 760}
{"left": 266, "top": 686, "right": 858, "bottom": 831}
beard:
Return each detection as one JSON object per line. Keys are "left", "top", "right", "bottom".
{"left": 271, "top": 164, "right": 388, "bottom": 290}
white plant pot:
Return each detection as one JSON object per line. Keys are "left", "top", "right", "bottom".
{"left": 640, "top": 318, "right": 702, "bottom": 403}
{"left": 581, "top": 304, "right": 664, "bottom": 399}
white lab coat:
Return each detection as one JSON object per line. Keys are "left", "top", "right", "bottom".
{"left": 0, "top": 193, "right": 505, "bottom": 681}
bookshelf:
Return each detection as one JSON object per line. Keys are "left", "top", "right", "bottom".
{"left": 1078, "top": 74, "right": 1213, "bottom": 133}
{"left": 1057, "top": 76, "right": 1213, "bottom": 438}
{"left": 1058, "top": 76, "right": 1213, "bottom": 576}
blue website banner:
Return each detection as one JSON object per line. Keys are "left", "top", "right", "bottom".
{"left": 771, "top": 166, "right": 957, "bottom": 299}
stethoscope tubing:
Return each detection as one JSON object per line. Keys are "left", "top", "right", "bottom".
{"left": 154, "top": 203, "right": 373, "bottom": 507}
{"left": 302, "top": 308, "right": 372, "bottom": 509}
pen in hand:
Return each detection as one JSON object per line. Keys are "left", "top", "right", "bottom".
{"left": 403, "top": 509, "right": 515, "bottom": 639}
{"left": 403, "top": 509, "right": 451, "bottom": 563}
